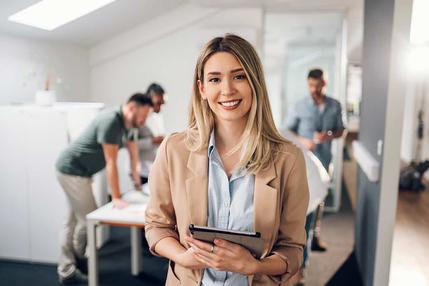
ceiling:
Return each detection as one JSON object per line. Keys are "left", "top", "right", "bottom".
{"left": 193, "top": 0, "right": 358, "bottom": 11}
{"left": 0, "top": 0, "right": 362, "bottom": 58}
{"left": 0, "top": 0, "right": 186, "bottom": 46}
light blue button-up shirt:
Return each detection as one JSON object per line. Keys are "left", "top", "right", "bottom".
{"left": 201, "top": 131, "right": 255, "bottom": 286}
{"left": 286, "top": 95, "right": 344, "bottom": 170}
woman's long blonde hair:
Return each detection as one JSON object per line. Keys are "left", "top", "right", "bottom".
{"left": 186, "top": 34, "right": 289, "bottom": 174}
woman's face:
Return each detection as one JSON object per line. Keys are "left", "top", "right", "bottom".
{"left": 198, "top": 52, "right": 252, "bottom": 126}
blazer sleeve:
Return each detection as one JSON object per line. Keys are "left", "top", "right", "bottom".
{"left": 268, "top": 148, "right": 309, "bottom": 284}
{"left": 145, "top": 135, "right": 179, "bottom": 256}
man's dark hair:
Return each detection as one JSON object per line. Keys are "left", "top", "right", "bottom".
{"left": 308, "top": 68, "right": 324, "bottom": 80}
{"left": 146, "top": 83, "right": 165, "bottom": 96}
{"left": 127, "top": 93, "right": 153, "bottom": 106}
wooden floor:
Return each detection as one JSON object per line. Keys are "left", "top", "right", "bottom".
{"left": 343, "top": 141, "right": 358, "bottom": 210}
{"left": 390, "top": 185, "right": 429, "bottom": 286}
{"left": 344, "top": 136, "right": 429, "bottom": 285}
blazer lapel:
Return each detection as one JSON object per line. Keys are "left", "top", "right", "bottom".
{"left": 254, "top": 162, "right": 278, "bottom": 257}
{"left": 185, "top": 148, "right": 209, "bottom": 227}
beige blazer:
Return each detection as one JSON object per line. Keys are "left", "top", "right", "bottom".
{"left": 145, "top": 132, "right": 309, "bottom": 286}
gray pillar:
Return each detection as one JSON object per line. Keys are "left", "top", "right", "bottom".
{"left": 356, "top": 0, "right": 412, "bottom": 285}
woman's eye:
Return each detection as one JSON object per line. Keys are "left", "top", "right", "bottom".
{"left": 208, "top": 77, "right": 220, "bottom": 83}
{"left": 234, "top": 74, "right": 247, "bottom": 80}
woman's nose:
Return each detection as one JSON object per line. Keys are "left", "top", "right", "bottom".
{"left": 220, "top": 78, "right": 234, "bottom": 96}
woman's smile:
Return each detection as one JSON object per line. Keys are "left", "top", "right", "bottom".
{"left": 219, "top": 99, "right": 242, "bottom": 110}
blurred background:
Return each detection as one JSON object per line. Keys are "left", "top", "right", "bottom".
{"left": 0, "top": 0, "right": 428, "bottom": 285}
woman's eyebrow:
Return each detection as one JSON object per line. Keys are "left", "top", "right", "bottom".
{"left": 207, "top": 71, "right": 221, "bottom": 76}
{"left": 207, "top": 68, "right": 244, "bottom": 76}
{"left": 230, "top": 68, "right": 244, "bottom": 73}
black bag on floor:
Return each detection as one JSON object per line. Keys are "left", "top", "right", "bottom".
{"left": 399, "top": 160, "right": 429, "bottom": 191}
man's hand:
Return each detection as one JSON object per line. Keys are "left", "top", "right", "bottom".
{"left": 112, "top": 198, "right": 128, "bottom": 209}
{"left": 152, "top": 136, "right": 164, "bottom": 145}
{"left": 185, "top": 235, "right": 259, "bottom": 275}
{"left": 298, "top": 137, "right": 316, "bottom": 151}
{"left": 313, "top": 131, "right": 331, "bottom": 144}
{"left": 133, "top": 181, "right": 143, "bottom": 191}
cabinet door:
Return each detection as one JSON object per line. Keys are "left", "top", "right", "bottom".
{"left": 25, "top": 108, "right": 69, "bottom": 263}
{"left": 0, "top": 108, "right": 31, "bottom": 260}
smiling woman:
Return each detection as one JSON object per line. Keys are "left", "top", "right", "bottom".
{"left": 199, "top": 53, "right": 252, "bottom": 123}
{"left": 145, "top": 34, "right": 309, "bottom": 286}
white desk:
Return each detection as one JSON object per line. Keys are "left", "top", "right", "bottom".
{"left": 86, "top": 192, "right": 149, "bottom": 286}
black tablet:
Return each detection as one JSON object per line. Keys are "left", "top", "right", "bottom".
{"left": 189, "top": 224, "right": 264, "bottom": 258}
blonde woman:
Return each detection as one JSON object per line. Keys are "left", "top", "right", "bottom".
{"left": 145, "top": 34, "right": 309, "bottom": 286}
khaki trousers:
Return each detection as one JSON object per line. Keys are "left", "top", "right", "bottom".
{"left": 56, "top": 172, "right": 97, "bottom": 278}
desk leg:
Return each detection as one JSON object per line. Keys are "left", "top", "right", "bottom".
{"left": 88, "top": 221, "right": 98, "bottom": 286}
{"left": 131, "top": 227, "right": 142, "bottom": 276}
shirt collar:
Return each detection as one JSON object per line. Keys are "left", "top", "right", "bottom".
{"left": 207, "top": 129, "right": 249, "bottom": 180}
{"left": 308, "top": 94, "right": 330, "bottom": 107}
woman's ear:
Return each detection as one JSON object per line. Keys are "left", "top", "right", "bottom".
{"left": 197, "top": 80, "right": 206, "bottom": 100}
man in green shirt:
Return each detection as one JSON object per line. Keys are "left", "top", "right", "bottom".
{"left": 55, "top": 93, "right": 152, "bottom": 284}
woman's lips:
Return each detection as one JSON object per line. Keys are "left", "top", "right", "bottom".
{"left": 219, "top": 99, "right": 242, "bottom": 110}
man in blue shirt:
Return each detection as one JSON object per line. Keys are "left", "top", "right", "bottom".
{"left": 286, "top": 69, "right": 345, "bottom": 170}
{"left": 286, "top": 68, "right": 345, "bottom": 282}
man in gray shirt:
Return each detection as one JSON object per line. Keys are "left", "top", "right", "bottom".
{"left": 55, "top": 93, "right": 152, "bottom": 284}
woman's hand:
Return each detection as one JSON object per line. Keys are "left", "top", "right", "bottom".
{"left": 175, "top": 247, "right": 207, "bottom": 270}
{"left": 185, "top": 235, "right": 260, "bottom": 275}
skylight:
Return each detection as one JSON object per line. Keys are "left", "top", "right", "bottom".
{"left": 8, "top": 0, "right": 116, "bottom": 31}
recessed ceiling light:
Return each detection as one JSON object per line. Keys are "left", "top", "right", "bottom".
{"left": 8, "top": 0, "right": 116, "bottom": 31}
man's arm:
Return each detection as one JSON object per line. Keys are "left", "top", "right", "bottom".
{"left": 126, "top": 140, "right": 142, "bottom": 190}
{"left": 289, "top": 130, "right": 316, "bottom": 151}
{"left": 315, "top": 102, "right": 346, "bottom": 143}
{"left": 314, "top": 129, "right": 345, "bottom": 144}
{"left": 102, "top": 144, "right": 121, "bottom": 199}
{"left": 284, "top": 107, "right": 318, "bottom": 151}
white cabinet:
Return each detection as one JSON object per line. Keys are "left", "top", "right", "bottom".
{"left": 0, "top": 108, "right": 33, "bottom": 261}
{"left": 0, "top": 103, "right": 107, "bottom": 263}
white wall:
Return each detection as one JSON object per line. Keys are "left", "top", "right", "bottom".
{"left": 283, "top": 43, "right": 337, "bottom": 115}
{"left": 0, "top": 33, "right": 90, "bottom": 105}
{"left": 89, "top": 4, "right": 264, "bottom": 135}
{"left": 346, "top": 0, "right": 364, "bottom": 64}
{"left": 400, "top": 79, "right": 418, "bottom": 163}
{"left": 400, "top": 76, "right": 429, "bottom": 167}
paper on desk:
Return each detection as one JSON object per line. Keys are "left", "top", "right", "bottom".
{"left": 123, "top": 191, "right": 149, "bottom": 204}
{"left": 113, "top": 203, "right": 147, "bottom": 217}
